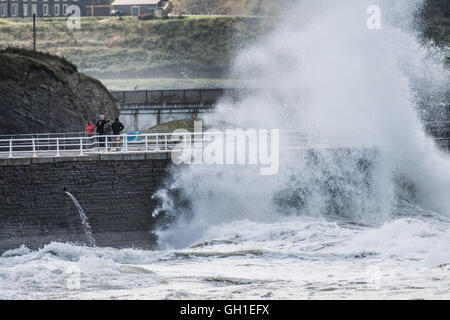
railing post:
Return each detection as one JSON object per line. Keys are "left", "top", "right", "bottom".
{"left": 123, "top": 134, "right": 128, "bottom": 152}
{"left": 156, "top": 134, "right": 159, "bottom": 150}
{"left": 56, "top": 138, "right": 60, "bottom": 157}
{"left": 105, "top": 136, "right": 108, "bottom": 152}
{"left": 79, "top": 137, "right": 84, "bottom": 156}
{"left": 32, "top": 138, "right": 37, "bottom": 158}
{"left": 165, "top": 134, "right": 167, "bottom": 151}
{"left": 8, "top": 139, "right": 13, "bottom": 158}
{"left": 145, "top": 135, "right": 148, "bottom": 151}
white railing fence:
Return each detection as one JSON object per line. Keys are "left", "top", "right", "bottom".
{"left": 0, "top": 132, "right": 195, "bottom": 158}
{"left": 0, "top": 131, "right": 449, "bottom": 159}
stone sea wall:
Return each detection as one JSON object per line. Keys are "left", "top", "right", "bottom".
{"left": 0, "top": 153, "right": 172, "bottom": 253}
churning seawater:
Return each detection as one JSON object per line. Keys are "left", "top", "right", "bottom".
{"left": 1, "top": 0, "right": 450, "bottom": 299}
{"left": 0, "top": 214, "right": 449, "bottom": 299}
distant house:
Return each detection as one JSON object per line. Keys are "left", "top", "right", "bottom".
{"left": 0, "top": 0, "right": 88, "bottom": 18}
{"left": 85, "top": 0, "right": 111, "bottom": 16}
{"left": 111, "top": 0, "right": 169, "bottom": 17}
{"left": 0, "top": 0, "right": 170, "bottom": 17}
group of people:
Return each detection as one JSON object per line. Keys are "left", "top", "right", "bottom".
{"left": 85, "top": 115, "right": 125, "bottom": 150}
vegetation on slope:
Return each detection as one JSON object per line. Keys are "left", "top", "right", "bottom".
{"left": 0, "top": 0, "right": 447, "bottom": 87}
{"left": 0, "top": 16, "right": 273, "bottom": 80}
{"left": 0, "top": 47, "right": 117, "bottom": 134}
{"left": 170, "top": 0, "right": 287, "bottom": 16}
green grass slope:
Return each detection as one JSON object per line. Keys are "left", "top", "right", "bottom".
{"left": 0, "top": 0, "right": 447, "bottom": 87}
{"left": 170, "top": 0, "right": 285, "bottom": 16}
{"left": 0, "top": 16, "right": 273, "bottom": 80}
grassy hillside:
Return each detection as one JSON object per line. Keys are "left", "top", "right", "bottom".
{"left": 0, "top": 16, "right": 273, "bottom": 80}
{"left": 171, "top": 0, "right": 449, "bottom": 43}
{"left": 170, "top": 0, "right": 286, "bottom": 16}
{"left": 0, "top": 0, "right": 447, "bottom": 91}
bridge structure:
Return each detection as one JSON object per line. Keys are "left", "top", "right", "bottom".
{"left": 111, "top": 89, "right": 450, "bottom": 147}
{"left": 111, "top": 88, "right": 247, "bottom": 132}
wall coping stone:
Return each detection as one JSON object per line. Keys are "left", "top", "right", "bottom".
{"left": 1, "top": 153, "right": 170, "bottom": 166}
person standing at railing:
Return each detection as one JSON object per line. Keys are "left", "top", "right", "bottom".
{"left": 112, "top": 118, "right": 125, "bottom": 151}
{"left": 104, "top": 120, "right": 113, "bottom": 151}
{"left": 85, "top": 120, "right": 95, "bottom": 135}
{"left": 84, "top": 119, "right": 96, "bottom": 150}
{"left": 96, "top": 115, "right": 106, "bottom": 149}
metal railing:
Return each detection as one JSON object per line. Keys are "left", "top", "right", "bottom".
{"left": 111, "top": 88, "right": 248, "bottom": 104}
{"left": 0, "top": 132, "right": 87, "bottom": 141}
{"left": 0, "top": 132, "right": 195, "bottom": 159}
{"left": 1, "top": 131, "right": 449, "bottom": 159}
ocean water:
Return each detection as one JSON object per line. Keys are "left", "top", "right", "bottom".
{"left": 0, "top": 214, "right": 449, "bottom": 299}
{"left": 1, "top": 0, "right": 450, "bottom": 299}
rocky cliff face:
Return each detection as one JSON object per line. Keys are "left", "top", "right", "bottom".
{"left": 0, "top": 48, "right": 118, "bottom": 135}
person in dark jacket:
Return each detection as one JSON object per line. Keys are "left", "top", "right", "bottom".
{"left": 96, "top": 115, "right": 106, "bottom": 149}
{"left": 112, "top": 118, "right": 125, "bottom": 135}
{"left": 96, "top": 115, "right": 106, "bottom": 134}
{"left": 112, "top": 118, "right": 125, "bottom": 150}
